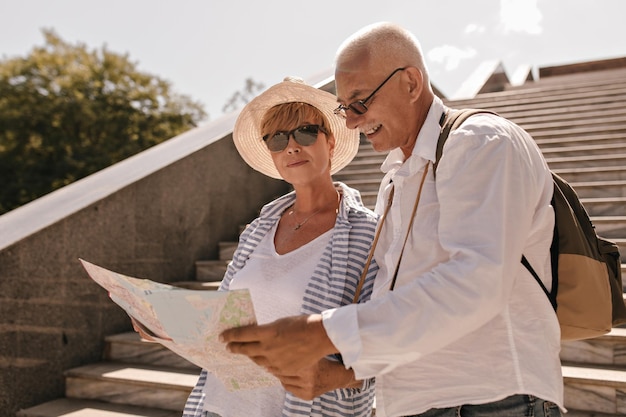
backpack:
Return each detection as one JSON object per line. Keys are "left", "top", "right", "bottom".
{"left": 436, "top": 108, "right": 626, "bottom": 341}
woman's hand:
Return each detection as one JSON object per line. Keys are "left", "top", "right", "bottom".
{"left": 130, "top": 316, "right": 171, "bottom": 342}
{"left": 276, "top": 358, "right": 361, "bottom": 400}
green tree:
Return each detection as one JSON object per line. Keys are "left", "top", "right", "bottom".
{"left": 222, "top": 78, "right": 265, "bottom": 113}
{"left": 0, "top": 29, "right": 207, "bottom": 214}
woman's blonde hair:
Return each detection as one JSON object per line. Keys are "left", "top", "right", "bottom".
{"left": 261, "top": 102, "right": 331, "bottom": 138}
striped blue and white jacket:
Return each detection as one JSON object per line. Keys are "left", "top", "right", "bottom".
{"left": 183, "top": 182, "right": 379, "bottom": 417}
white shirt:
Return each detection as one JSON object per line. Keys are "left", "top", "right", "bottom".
{"left": 229, "top": 222, "right": 332, "bottom": 325}
{"left": 202, "top": 222, "right": 332, "bottom": 417}
{"left": 322, "top": 97, "right": 563, "bottom": 417}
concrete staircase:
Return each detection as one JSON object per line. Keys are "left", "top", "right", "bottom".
{"left": 17, "top": 260, "right": 230, "bottom": 416}
{"left": 18, "top": 66, "right": 626, "bottom": 416}
{"left": 17, "top": 332, "right": 200, "bottom": 416}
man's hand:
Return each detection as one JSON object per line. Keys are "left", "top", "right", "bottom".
{"left": 277, "top": 358, "right": 361, "bottom": 400}
{"left": 220, "top": 314, "right": 337, "bottom": 375}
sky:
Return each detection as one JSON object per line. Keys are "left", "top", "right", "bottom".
{"left": 1, "top": 0, "right": 625, "bottom": 122}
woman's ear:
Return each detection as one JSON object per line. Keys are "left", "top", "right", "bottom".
{"left": 327, "top": 132, "right": 336, "bottom": 157}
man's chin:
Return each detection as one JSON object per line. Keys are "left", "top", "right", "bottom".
{"left": 368, "top": 138, "right": 390, "bottom": 153}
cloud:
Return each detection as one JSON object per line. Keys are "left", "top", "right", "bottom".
{"left": 428, "top": 45, "right": 477, "bottom": 71}
{"left": 499, "top": 0, "right": 543, "bottom": 34}
{"left": 465, "top": 24, "right": 486, "bottom": 35}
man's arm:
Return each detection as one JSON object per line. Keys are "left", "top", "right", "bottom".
{"left": 220, "top": 314, "right": 337, "bottom": 374}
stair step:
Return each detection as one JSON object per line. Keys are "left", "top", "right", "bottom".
{"left": 104, "top": 332, "right": 199, "bottom": 370}
{"left": 591, "top": 216, "right": 626, "bottom": 239}
{"left": 618, "top": 242, "right": 626, "bottom": 263}
{"left": 195, "top": 259, "right": 229, "bottom": 282}
{"left": 515, "top": 107, "right": 626, "bottom": 127}
{"left": 580, "top": 198, "right": 626, "bottom": 216}
{"left": 521, "top": 114, "right": 626, "bottom": 134}
{"left": 335, "top": 168, "right": 385, "bottom": 181}
{"left": 336, "top": 178, "right": 383, "bottom": 193}
{"left": 173, "top": 280, "right": 221, "bottom": 291}
{"left": 541, "top": 143, "right": 626, "bottom": 158}
{"left": 16, "top": 398, "right": 181, "bottom": 417}
{"left": 536, "top": 132, "right": 626, "bottom": 148}
{"left": 518, "top": 125, "right": 625, "bottom": 142}
{"left": 546, "top": 153, "right": 626, "bottom": 170}
{"left": 336, "top": 157, "right": 383, "bottom": 170}
{"left": 568, "top": 180, "right": 626, "bottom": 199}
{"left": 561, "top": 329, "right": 626, "bottom": 367}
{"left": 562, "top": 364, "right": 626, "bottom": 415}
{"left": 218, "top": 241, "right": 237, "bottom": 261}
{"left": 555, "top": 166, "right": 626, "bottom": 184}
{"left": 64, "top": 362, "right": 197, "bottom": 411}
{"left": 564, "top": 410, "right": 624, "bottom": 417}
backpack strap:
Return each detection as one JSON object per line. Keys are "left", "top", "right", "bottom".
{"left": 434, "top": 108, "right": 498, "bottom": 175}
{"left": 522, "top": 253, "right": 557, "bottom": 310}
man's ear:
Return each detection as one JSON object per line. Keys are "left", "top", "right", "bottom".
{"left": 406, "top": 67, "right": 424, "bottom": 101}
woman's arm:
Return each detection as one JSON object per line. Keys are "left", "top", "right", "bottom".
{"left": 276, "top": 357, "right": 362, "bottom": 400}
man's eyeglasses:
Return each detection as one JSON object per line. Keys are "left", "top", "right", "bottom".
{"left": 262, "top": 124, "right": 328, "bottom": 153}
{"left": 334, "top": 67, "right": 406, "bottom": 118}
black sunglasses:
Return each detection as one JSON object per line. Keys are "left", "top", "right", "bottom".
{"left": 262, "top": 124, "right": 328, "bottom": 153}
{"left": 334, "top": 67, "right": 406, "bottom": 118}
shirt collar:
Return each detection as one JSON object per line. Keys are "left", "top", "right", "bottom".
{"left": 380, "top": 96, "right": 446, "bottom": 174}
{"left": 258, "top": 182, "right": 362, "bottom": 222}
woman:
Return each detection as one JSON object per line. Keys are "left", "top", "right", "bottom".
{"left": 183, "top": 77, "right": 378, "bottom": 417}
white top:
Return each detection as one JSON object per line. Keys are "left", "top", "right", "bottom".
{"left": 322, "top": 97, "right": 563, "bottom": 417}
{"left": 203, "top": 222, "right": 332, "bottom": 417}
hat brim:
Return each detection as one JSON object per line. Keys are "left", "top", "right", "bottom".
{"left": 233, "top": 79, "right": 359, "bottom": 180}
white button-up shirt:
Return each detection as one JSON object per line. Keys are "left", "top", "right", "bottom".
{"left": 322, "top": 97, "right": 563, "bottom": 417}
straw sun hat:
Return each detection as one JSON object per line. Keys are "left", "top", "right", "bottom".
{"left": 233, "top": 76, "right": 360, "bottom": 179}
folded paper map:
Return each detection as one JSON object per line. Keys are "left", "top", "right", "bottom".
{"left": 79, "top": 258, "right": 278, "bottom": 391}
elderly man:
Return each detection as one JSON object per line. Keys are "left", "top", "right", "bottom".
{"left": 222, "top": 22, "right": 563, "bottom": 417}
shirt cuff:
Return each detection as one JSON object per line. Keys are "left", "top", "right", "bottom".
{"left": 322, "top": 304, "right": 361, "bottom": 369}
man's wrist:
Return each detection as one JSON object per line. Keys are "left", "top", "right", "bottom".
{"left": 307, "top": 314, "right": 339, "bottom": 357}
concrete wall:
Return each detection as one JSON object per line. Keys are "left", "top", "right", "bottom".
{"left": 0, "top": 111, "right": 289, "bottom": 415}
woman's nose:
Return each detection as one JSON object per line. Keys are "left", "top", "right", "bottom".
{"left": 285, "top": 136, "right": 301, "bottom": 153}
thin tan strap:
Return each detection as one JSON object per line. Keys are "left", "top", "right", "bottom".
{"left": 352, "top": 162, "right": 430, "bottom": 302}
{"left": 389, "top": 163, "right": 429, "bottom": 290}
{"left": 352, "top": 185, "right": 394, "bottom": 303}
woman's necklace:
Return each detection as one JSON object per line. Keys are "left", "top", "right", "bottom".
{"left": 288, "top": 191, "right": 340, "bottom": 231}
